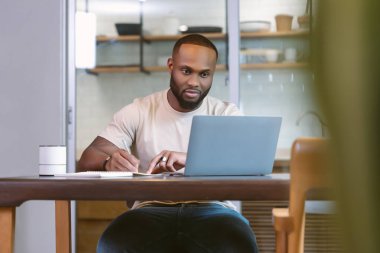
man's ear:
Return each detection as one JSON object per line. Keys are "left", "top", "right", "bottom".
{"left": 167, "top": 57, "right": 174, "bottom": 72}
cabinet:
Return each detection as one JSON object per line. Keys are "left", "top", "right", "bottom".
{"left": 87, "top": 30, "right": 309, "bottom": 75}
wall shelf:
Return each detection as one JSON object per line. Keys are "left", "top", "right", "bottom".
{"left": 91, "top": 30, "right": 310, "bottom": 74}
{"left": 87, "top": 62, "right": 308, "bottom": 74}
{"left": 86, "top": 66, "right": 140, "bottom": 74}
{"left": 144, "top": 33, "right": 227, "bottom": 41}
{"left": 241, "top": 62, "right": 309, "bottom": 70}
{"left": 87, "top": 64, "right": 227, "bottom": 74}
{"left": 241, "top": 30, "right": 309, "bottom": 38}
{"left": 96, "top": 30, "right": 309, "bottom": 43}
{"left": 96, "top": 33, "right": 226, "bottom": 43}
{"left": 97, "top": 35, "right": 140, "bottom": 43}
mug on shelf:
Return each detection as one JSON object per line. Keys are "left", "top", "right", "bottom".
{"left": 284, "top": 48, "right": 298, "bottom": 62}
{"left": 275, "top": 14, "right": 293, "bottom": 31}
{"left": 265, "top": 50, "right": 280, "bottom": 63}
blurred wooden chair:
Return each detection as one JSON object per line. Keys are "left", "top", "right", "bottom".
{"left": 272, "top": 137, "right": 331, "bottom": 253}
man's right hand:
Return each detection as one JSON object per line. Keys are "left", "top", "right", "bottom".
{"left": 105, "top": 149, "right": 139, "bottom": 172}
{"left": 78, "top": 136, "right": 139, "bottom": 172}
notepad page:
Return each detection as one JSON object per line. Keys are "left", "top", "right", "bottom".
{"left": 54, "top": 171, "right": 133, "bottom": 178}
{"left": 98, "top": 171, "right": 133, "bottom": 177}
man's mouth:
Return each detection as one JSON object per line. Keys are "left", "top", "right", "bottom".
{"left": 183, "top": 89, "right": 201, "bottom": 99}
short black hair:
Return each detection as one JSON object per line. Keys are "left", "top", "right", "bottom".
{"left": 172, "top": 34, "right": 218, "bottom": 60}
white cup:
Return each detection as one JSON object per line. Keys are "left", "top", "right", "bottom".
{"left": 39, "top": 145, "right": 66, "bottom": 175}
{"left": 265, "top": 50, "right": 279, "bottom": 63}
{"left": 284, "top": 48, "right": 297, "bottom": 62}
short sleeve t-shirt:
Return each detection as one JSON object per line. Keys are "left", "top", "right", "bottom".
{"left": 99, "top": 89, "right": 242, "bottom": 171}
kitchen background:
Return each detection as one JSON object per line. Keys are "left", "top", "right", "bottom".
{"left": 75, "top": 0, "right": 323, "bottom": 160}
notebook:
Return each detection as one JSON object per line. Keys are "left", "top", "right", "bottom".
{"left": 53, "top": 171, "right": 170, "bottom": 178}
{"left": 54, "top": 171, "right": 134, "bottom": 178}
{"left": 184, "top": 115, "right": 282, "bottom": 176}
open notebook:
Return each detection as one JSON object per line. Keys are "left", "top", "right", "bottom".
{"left": 54, "top": 171, "right": 134, "bottom": 178}
{"left": 53, "top": 171, "right": 181, "bottom": 178}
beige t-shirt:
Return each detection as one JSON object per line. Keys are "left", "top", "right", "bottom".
{"left": 99, "top": 89, "right": 242, "bottom": 209}
{"left": 100, "top": 89, "right": 241, "bottom": 171}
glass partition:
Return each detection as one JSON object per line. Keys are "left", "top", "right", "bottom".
{"left": 75, "top": 0, "right": 229, "bottom": 159}
{"left": 239, "top": 0, "right": 323, "bottom": 156}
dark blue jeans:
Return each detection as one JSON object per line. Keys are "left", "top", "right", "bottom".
{"left": 97, "top": 203, "right": 259, "bottom": 253}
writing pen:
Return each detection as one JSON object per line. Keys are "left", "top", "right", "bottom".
{"left": 121, "top": 138, "right": 139, "bottom": 172}
{"left": 122, "top": 139, "right": 131, "bottom": 153}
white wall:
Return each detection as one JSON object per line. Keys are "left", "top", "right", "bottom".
{"left": 0, "top": 0, "right": 66, "bottom": 252}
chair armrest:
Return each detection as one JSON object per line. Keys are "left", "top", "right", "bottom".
{"left": 272, "top": 208, "right": 294, "bottom": 232}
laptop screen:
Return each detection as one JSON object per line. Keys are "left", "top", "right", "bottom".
{"left": 185, "top": 116, "right": 282, "bottom": 176}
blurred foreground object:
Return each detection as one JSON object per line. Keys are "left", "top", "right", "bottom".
{"left": 315, "top": 0, "right": 380, "bottom": 252}
{"left": 272, "top": 138, "right": 332, "bottom": 253}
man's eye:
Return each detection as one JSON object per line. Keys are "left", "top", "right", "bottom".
{"left": 200, "top": 72, "right": 210, "bottom": 78}
{"left": 182, "top": 69, "right": 191, "bottom": 75}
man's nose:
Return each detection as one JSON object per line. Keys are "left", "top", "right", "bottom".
{"left": 188, "top": 74, "right": 200, "bottom": 87}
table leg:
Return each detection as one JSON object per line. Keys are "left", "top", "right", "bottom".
{"left": 55, "top": 200, "right": 71, "bottom": 253}
{"left": 0, "top": 207, "right": 15, "bottom": 253}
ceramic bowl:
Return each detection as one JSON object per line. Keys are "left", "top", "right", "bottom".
{"left": 240, "top": 21, "right": 271, "bottom": 32}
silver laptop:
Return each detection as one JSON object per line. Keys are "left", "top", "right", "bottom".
{"left": 184, "top": 116, "right": 282, "bottom": 176}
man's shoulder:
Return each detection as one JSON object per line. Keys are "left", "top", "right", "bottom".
{"left": 133, "top": 89, "right": 166, "bottom": 105}
{"left": 204, "top": 95, "right": 242, "bottom": 116}
{"left": 115, "top": 90, "right": 166, "bottom": 116}
{"left": 205, "top": 95, "right": 231, "bottom": 105}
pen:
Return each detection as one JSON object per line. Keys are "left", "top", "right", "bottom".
{"left": 122, "top": 138, "right": 138, "bottom": 171}
{"left": 122, "top": 139, "right": 131, "bottom": 153}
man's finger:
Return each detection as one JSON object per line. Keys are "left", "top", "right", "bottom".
{"left": 165, "top": 157, "right": 176, "bottom": 172}
{"left": 119, "top": 150, "right": 139, "bottom": 169}
{"left": 147, "top": 154, "right": 164, "bottom": 173}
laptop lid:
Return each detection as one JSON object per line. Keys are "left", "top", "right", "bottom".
{"left": 184, "top": 116, "right": 282, "bottom": 176}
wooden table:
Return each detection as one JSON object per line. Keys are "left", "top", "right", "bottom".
{"left": 0, "top": 174, "right": 290, "bottom": 253}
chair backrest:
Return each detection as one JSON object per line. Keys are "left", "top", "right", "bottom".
{"left": 288, "top": 137, "right": 331, "bottom": 253}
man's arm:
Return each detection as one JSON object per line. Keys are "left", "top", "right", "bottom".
{"left": 77, "top": 136, "right": 139, "bottom": 172}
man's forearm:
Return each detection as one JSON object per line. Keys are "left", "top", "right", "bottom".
{"left": 77, "top": 146, "right": 110, "bottom": 172}
{"left": 77, "top": 136, "right": 120, "bottom": 172}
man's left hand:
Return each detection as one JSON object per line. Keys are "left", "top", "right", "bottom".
{"left": 147, "top": 150, "right": 186, "bottom": 174}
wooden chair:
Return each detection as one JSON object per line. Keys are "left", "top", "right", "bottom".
{"left": 272, "top": 137, "right": 331, "bottom": 253}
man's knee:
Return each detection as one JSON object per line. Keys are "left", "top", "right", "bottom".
{"left": 209, "top": 212, "right": 255, "bottom": 240}
{"left": 96, "top": 210, "right": 142, "bottom": 253}
{"left": 96, "top": 208, "right": 176, "bottom": 253}
{"left": 183, "top": 208, "right": 259, "bottom": 252}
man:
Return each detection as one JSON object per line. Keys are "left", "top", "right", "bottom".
{"left": 78, "top": 34, "right": 259, "bottom": 253}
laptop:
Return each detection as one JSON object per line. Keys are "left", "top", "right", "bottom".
{"left": 184, "top": 115, "right": 282, "bottom": 176}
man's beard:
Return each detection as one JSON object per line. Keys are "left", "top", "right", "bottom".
{"left": 170, "top": 76, "right": 211, "bottom": 110}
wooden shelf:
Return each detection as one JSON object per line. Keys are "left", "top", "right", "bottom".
{"left": 96, "top": 35, "right": 140, "bottom": 42}
{"left": 241, "top": 62, "right": 309, "bottom": 69}
{"left": 96, "top": 33, "right": 226, "bottom": 43}
{"left": 96, "top": 30, "right": 309, "bottom": 43}
{"left": 145, "top": 65, "right": 226, "bottom": 72}
{"left": 87, "top": 66, "right": 141, "bottom": 74}
{"left": 87, "top": 64, "right": 227, "bottom": 74}
{"left": 241, "top": 30, "right": 309, "bottom": 38}
{"left": 87, "top": 62, "right": 308, "bottom": 74}
{"left": 144, "top": 64, "right": 226, "bottom": 72}
{"left": 144, "top": 33, "right": 226, "bottom": 41}
{"left": 91, "top": 31, "right": 310, "bottom": 74}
